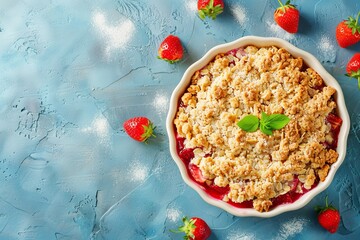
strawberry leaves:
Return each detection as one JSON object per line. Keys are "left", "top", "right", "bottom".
{"left": 198, "top": 0, "right": 224, "bottom": 20}
{"left": 277, "top": 0, "right": 295, "bottom": 13}
{"left": 345, "top": 11, "right": 360, "bottom": 35}
{"left": 237, "top": 112, "right": 290, "bottom": 135}
{"left": 179, "top": 217, "right": 197, "bottom": 239}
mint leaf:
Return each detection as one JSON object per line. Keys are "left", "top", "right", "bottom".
{"left": 261, "top": 112, "right": 270, "bottom": 123}
{"left": 266, "top": 114, "right": 290, "bottom": 130}
{"left": 237, "top": 115, "right": 259, "bottom": 132}
{"left": 237, "top": 112, "right": 290, "bottom": 135}
{"left": 260, "top": 123, "right": 273, "bottom": 135}
{"left": 259, "top": 112, "right": 290, "bottom": 135}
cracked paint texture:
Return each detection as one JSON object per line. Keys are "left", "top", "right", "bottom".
{"left": 0, "top": 0, "right": 360, "bottom": 239}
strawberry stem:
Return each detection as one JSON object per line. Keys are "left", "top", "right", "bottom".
{"left": 315, "top": 195, "right": 336, "bottom": 213}
{"left": 277, "top": 0, "right": 284, "bottom": 7}
{"left": 358, "top": 77, "right": 360, "bottom": 90}
{"left": 356, "top": 11, "right": 360, "bottom": 26}
{"left": 325, "top": 195, "right": 329, "bottom": 208}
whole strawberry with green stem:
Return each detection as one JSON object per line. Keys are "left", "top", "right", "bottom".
{"left": 274, "top": 0, "right": 300, "bottom": 34}
{"left": 346, "top": 53, "right": 360, "bottom": 89}
{"left": 123, "top": 117, "right": 156, "bottom": 142}
{"left": 336, "top": 11, "right": 360, "bottom": 48}
{"left": 315, "top": 196, "right": 341, "bottom": 234}
{"left": 157, "top": 35, "right": 184, "bottom": 63}
{"left": 198, "top": 0, "right": 224, "bottom": 20}
{"left": 172, "top": 217, "right": 211, "bottom": 240}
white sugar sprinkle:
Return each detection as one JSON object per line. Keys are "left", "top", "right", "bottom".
{"left": 93, "top": 117, "right": 109, "bottom": 138}
{"left": 185, "top": 0, "right": 198, "bottom": 12}
{"left": 166, "top": 208, "right": 181, "bottom": 222}
{"left": 319, "top": 35, "right": 332, "bottom": 51}
{"left": 130, "top": 161, "right": 148, "bottom": 182}
{"left": 274, "top": 217, "right": 308, "bottom": 240}
{"left": 231, "top": 5, "right": 248, "bottom": 25}
{"left": 82, "top": 116, "right": 109, "bottom": 139}
{"left": 92, "top": 11, "right": 135, "bottom": 57}
{"left": 227, "top": 231, "right": 256, "bottom": 240}
{"left": 153, "top": 93, "right": 168, "bottom": 114}
{"left": 266, "top": 20, "right": 295, "bottom": 41}
{"left": 317, "top": 35, "right": 336, "bottom": 62}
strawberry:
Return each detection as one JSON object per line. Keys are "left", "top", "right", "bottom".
{"left": 172, "top": 217, "right": 211, "bottom": 240}
{"left": 123, "top": 117, "right": 155, "bottom": 142}
{"left": 346, "top": 53, "right": 360, "bottom": 89}
{"left": 274, "top": 0, "right": 300, "bottom": 34}
{"left": 157, "top": 35, "right": 183, "bottom": 63}
{"left": 336, "top": 12, "right": 360, "bottom": 48}
{"left": 315, "top": 196, "right": 341, "bottom": 234}
{"left": 198, "top": 0, "right": 224, "bottom": 20}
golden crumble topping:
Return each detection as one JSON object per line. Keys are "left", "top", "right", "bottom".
{"left": 174, "top": 45, "right": 339, "bottom": 212}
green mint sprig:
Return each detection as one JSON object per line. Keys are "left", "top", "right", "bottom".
{"left": 237, "top": 112, "right": 290, "bottom": 135}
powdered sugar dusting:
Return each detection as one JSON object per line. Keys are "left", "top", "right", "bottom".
{"left": 153, "top": 92, "right": 168, "bottom": 115}
{"left": 92, "top": 11, "right": 135, "bottom": 57}
{"left": 230, "top": 4, "right": 248, "bottom": 25}
{"left": 318, "top": 35, "right": 336, "bottom": 62}
{"left": 185, "top": 0, "right": 197, "bottom": 12}
{"left": 166, "top": 208, "right": 182, "bottom": 222}
{"left": 82, "top": 116, "right": 110, "bottom": 140}
{"left": 129, "top": 161, "right": 148, "bottom": 182}
{"left": 93, "top": 117, "right": 109, "bottom": 137}
{"left": 319, "top": 35, "right": 332, "bottom": 51}
{"left": 274, "top": 217, "right": 309, "bottom": 240}
{"left": 266, "top": 20, "right": 295, "bottom": 41}
{"left": 227, "top": 230, "right": 256, "bottom": 240}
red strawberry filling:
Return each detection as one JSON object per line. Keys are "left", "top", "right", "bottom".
{"left": 174, "top": 111, "right": 341, "bottom": 210}
{"left": 272, "top": 181, "right": 318, "bottom": 208}
{"left": 324, "top": 113, "right": 342, "bottom": 150}
{"left": 227, "top": 47, "right": 247, "bottom": 58}
{"left": 189, "top": 164, "right": 206, "bottom": 183}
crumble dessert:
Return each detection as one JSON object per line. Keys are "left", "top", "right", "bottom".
{"left": 174, "top": 45, "right": 342, "bottom": 212}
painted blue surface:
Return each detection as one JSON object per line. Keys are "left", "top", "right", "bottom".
{"left": 0, "top": 0, "right": 360, "bottom": 239}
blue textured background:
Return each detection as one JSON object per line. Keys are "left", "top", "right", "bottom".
{"left": 1, "top": 0, "right": 360, "bottom": 239}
